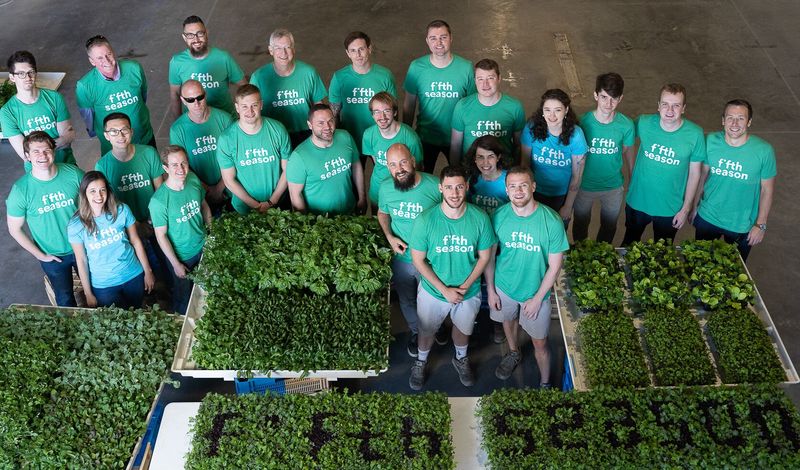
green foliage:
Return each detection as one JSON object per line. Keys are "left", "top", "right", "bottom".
{"left": 0, "top": 306, "right": 180, "bottom": 469}
{"left": 186, "top": 391, "right": 455, "bottom": 469}
{"left": 578, "top": 313, "right": 650, "bottom": 388}
{"left": 564, "top": 240, "right": 625, "bottom": 314}
{"left": 642, "top": 308, "right": 716, "bottom": 386}
{"left": 0, "top": 80, "right": 14, "bottom": 111}
{"left": 707, "top": 309, "right": 786, "bottom": 383}
{"left": 626, "top": 239, "right": 690, "bottom": 311}
{"left": 683, "top": 239, "right": 755, "bottom": 310}
{"left": 478, "top": 385, "right": 800, "bottom": 468}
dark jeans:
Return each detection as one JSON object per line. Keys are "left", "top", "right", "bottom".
{"left": 289, "top": 130, "right": 312, "bottom": 149}
{"left": 534, "top": 192, "right": 569, "bottom": 230}
{"left": 166, "top": 251, "right": 202, "bottom": 315}
{"left": 145, "top": 235, "right": 171, "bottom": 286}
{"left": 622, "top": 204, "right": 677, "bottom": 245}
{"left": 693, "top": 213, "right": 752, "bottom": 261}
{"left": 421, "top": 141, "right": 450, "bottom": 174}
{"left": 41, "top": 253, "right": 77, "bottom": 307}
{"left": 93, "top": 272, "right": 145, "bottom": 309}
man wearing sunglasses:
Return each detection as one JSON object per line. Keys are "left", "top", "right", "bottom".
{"left": 169, "top": 80, "right": 233, "bottom": 214}
{"left": 1, "top": 51, "right": 76, "bottom": 170}
{"left": 168, "top": 15, "right": 246, "bottom": 120}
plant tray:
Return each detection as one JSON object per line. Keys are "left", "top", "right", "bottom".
{"left": 556, "top": 247, "right": 798, "bottom": 391}
{"left": 170, "top": 285, "right": 389, "bottom": 380}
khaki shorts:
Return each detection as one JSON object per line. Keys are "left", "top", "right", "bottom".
{"left": 489, "top": 287, "right": 551, "bottom": 340}
{"left": 416, "top": 285, "right": 481, "bottom": 336}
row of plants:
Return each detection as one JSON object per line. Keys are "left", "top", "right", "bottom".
{"left": 625, "top": 239, "right": 691, "bottom": 311}
{"left": 707, "top": 308, "right": 787, "bottom": 383}
{"left": 577, "top": 312, "right": 650, "bottom": 388}
{"left": 682, "top": 239, "right": 756, "bottom": 310}
{"left": 0, "top": 306, "right": 180, "bottom": 469}
{"left": 563, "top": 240, "right": 625, "bottom": 314}
{"left": 642, "top": 308, "right": 716, "bottom": 386}
{"left": 186, "top": 391, "right": 454, "bottom": 469}
{"left": 477, "top": 385, "right": 800, "bottom": 468}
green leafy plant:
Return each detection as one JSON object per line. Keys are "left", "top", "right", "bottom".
{"left": 682, "top": 239, "right": 755, "bottom": 310}
{"left": 707, "top": 309, "right": 786, "bottom": 383}
{"left": 564, "top": 240, "right": 625, "bottom": 314}
{"left": 642, "top": 308, "right": 716, "bottom": 386}
{"left": 625, "top": 239, "right": 690, "bottom": 311}
{"left": 186, "top": 391, "right": 455, "bottom": 469}
{"left": 578, "top": 312, "right": 650, "bottom": 388}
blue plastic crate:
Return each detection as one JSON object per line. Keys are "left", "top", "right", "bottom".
{"left": 234, "top": 377, "right": 287, "bottom": 395}
{"left": 562, "top": 355, "right": 574, "bottom": 392}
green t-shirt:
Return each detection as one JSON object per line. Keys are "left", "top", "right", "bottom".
{"left": 76, "top": 59, "right": 154, "bottom": 154}
{"left": 95, "top": 145, "right": 165, "bottom": 222}
{"left": 249, "top": 60, "right": 327, "bottom": 133}
{"left": 168, "top": 47, "right": 245, "bottom": 115}
{"left": 329, "top": 63, "right": 397, "bottom": 151}
{"left": 149, "top": 172, "right": 207, "bottom": 261}
{"left": 0, "top": 88, "right": 76, "bottom": 170}
{"left": 627, "top": 114, "right": 706, "bottom": 217}
{"left": 169, "top": 107, "right": 234, "bottom": 186}
{"left": 362, "top": 123, "right": 423, "bottom": 204}
{"left": 5, "top": 163, "right": 83, "bottom": 256}
{"left": 451, "top": 93, "right": 525, "bottom": 156}
{"left": 409, "top": 203, "right": 496, "bottom": 301}
{"left": 697, "top": 132, "right": 777, "bottom": 233}
{"left": 215, "top": 118, "right": 291, "bottom": 214}
{"left": 286, "top": 130, "right": 360, "bottom": 215}
{"left": 403, "top": 54, "right": 475, "bottom": 146}
{"left": 579, "top": 111, "right": 635, "bottom": 191}
{"left": 378, "top": 172, "right": 442, "bottom": 263}
{"left": 492, "top": 202, "right": 569, "bottom": 302}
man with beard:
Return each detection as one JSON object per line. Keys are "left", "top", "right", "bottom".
{"left": 377, "top": 144, "right": 441, "bottom": 357}
{"left": 408, "top": 165, "right": 496, "bottom": 390}
{"left": 363, "top": 92, "right": 423, "bottom": 206}
{"left": 484, "top": 167, "right": 568, "bottom": 386}
{"left": 216, "top": 84, "right": 291, "bottom": 214}
{"left": 168, "top": 15, "right": 246, "bottom": 119}
{"left": 286, "top": 104, "right": 365, "bottom": 215}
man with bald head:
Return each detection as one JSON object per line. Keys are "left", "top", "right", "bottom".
{"left": 377, "top": 143, "right": 441, "bottom": 357}
{"left": 169, "top": 79, "right": 234, "bottom": 213}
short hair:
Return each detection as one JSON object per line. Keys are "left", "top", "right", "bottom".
{"left": 308, "top": 102, "right": 333, "bottom": 121}
{"left": 23, "top": 131, "right": 56, "bottom": 154}
{"left": 723, "top": 99, "right": 753, "bottom": 121}
{"left": 369, "top": 91, "right": 398, "bottom": 114}
{"left": 269, "top": 28, "right": 294, "bottom": 47}
{"left": 344, "top": 31, "right": 371, "bottom": 49}
{"left": 595, "top": 72, "right": 624, "bottom": 98}
{"left": 439, "top": 165, "right": 467, "bottom": 182}
{"left": 235, "top": 83, "right": 260, "bottom": 101}
{"left": 183, "top": 15, "right": 204, "bottom": 28}
{"left": 474, "top": 58, "right": 499, "bottom": 76}
{"left": 659, "top": 83, "right": 687, "bottom": 103}
{"left": 426, "top": 19, "right": 451, "bottom": 35}
{"left": 159, "top": 145, "right": 188, "bottom": 165}
{"left": 7, "top": 50, "right": 36, "bottom": 74}
{"left": 103, "top": 112, "right": 131, "bottom": 128}
{"left": 505, "top": 166, "right": 535, "bottom": 184}
{"left": 85, "top": 35, "right": 111, "bottom": 51}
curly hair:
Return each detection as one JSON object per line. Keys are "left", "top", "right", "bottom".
{"left": 528, "top": 88, "right": 579, "bottom": 146}
{"left": 464, "top": 135, "right": 511, "bottom": 185}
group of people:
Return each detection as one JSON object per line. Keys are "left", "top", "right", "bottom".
{"left": 3, "top": 17, "right": 776, "bottom": 390}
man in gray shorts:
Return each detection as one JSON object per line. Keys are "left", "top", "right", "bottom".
{"left": 408, "top": 165, "right": 496, "bottom": 390}
{"left": 485, "top": 166, "right": 569, "bottom": 387}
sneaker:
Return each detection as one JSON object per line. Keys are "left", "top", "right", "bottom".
{"left": 407, "top": 333, "right": 419, "bottom": 358}
{"left": 435, "top": 326, "right": 449, "bottom": 345}
{"left": 540, "top": 382, "right": 553, "bottom": 390}
{"left": 409, "top": 360, "right": 426, "bottom": 390}
{"left": 495, "top": 350, "right": 521, "bottom": 380}
{"left": 492, "top": 324, "right": 506, "bottom": 344}
{"left": 452, "top": 355, "right": 475, "bottom": 387}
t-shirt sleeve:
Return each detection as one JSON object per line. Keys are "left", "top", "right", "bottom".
{"left": 53, "top": 91, "right": 71, "bottom": 121}
{"left": 277, "top": 122, "right": 292, "bottom": 160}
{"left": 149, "top": 196, "right": 167, "bottom": 228}
{"left": 146, "top": 148, "right": 166, "bottom": 178}
{"left": 169, "top": 121, "right": 182, "bottom": 147}
{"left": 347, "top": 133, "right": 360, "bottom": 163}
{"left": 138, "top": 62, "right": 149, "bottom": 103}
{"left": 762, "top": 143, "right": 777, "bottom": 180}
{"left": 310, "top": 69, "right": 327, "bottom": 102}
{"left": 547, "top": 211, "right": 570, "bottom": 253}
{"left": 121, "top": 203, "right": 136, "bottom": 227}
{"left": 226, "top": 52, "right": 245, "bottom": 83}
{"left": 451, "top": 99, "right": 466, "bottom": 131}
{"left": 689, "top": 129, "right": 706, "bottom": 163}
{"left": 285, "top": 152, "right": 306, "bottom": 184}
{"left": 67, "top": 218, "right": 84, "bottom": 244}
{"left": 520, "top": 123, "right": 534, "bottom": 147}
{"left": 622, "top": 117, "right": 635, "bottom": 147}
{"left": 168, "top": 56, "right": 181, "bottom": 86}
{"left": 403, "top": 62, "right": 419, "bottom": 95}
{"left": 328, "top": 71, "right": 342, "bottom": 105}
{"left": 570, "top": 126, "right": 589, "bottom": 156}
{"left": 215, "top": 134, "right": 236, "bottom": 169}
{"left": 476, "top": 211, "right": 498, "bottom": 250}
{"left": 377, "top": 182, "right": 391, "bottom": 214}
{"left": 0, "top": 104, "right": 22, "bottom": 137}
{"left": 75, "top": 78, "right": 91, "bottom": 110}
{"left": 409, "top": 132, "right": 424, "bottom": 165}
{"left": 386, "top": 74, "right": 398, "bottom": 98}
{"left": 361, "top": 129, "right": 374, "bottom": 156}
{"left": 408, "top": 212, "right": 430, "bottom": 252}
{"left": 5, "top": 184, "right": 27, "bottom": 218}
{"left": 513, "top": 100, "right": 526, "bottom": 132}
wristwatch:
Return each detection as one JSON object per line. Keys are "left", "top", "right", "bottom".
{"left": 756, "top": 223, "right": 767, "bottom": 231}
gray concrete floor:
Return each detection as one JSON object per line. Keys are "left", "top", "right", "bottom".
{"left": 1, "top": 1, "right": 798, "bottom": 400}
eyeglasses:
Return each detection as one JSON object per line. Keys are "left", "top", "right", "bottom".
{"left": 371, "top": 109, "right": 393, "bottom": 117}
{"left": 182, "top": 94, "right": 206, "bottom": 103}
{"left": 12, "top": 71, "right": 37, "bottom": 79}
{"left": 104, "top": 127, "right": 131, "bottom": 137}
{"left": 182, "top": 31, "right": 207, "bottom": 40}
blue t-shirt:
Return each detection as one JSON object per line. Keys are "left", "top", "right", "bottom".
{"left": 67, "top": 203, "right": 143, "bottom": 289}
{"left": 521, "top": 124, "right": 588, "bottom": 196}
{"left": 469, "top": 171, "right": 509, "bottom": 215}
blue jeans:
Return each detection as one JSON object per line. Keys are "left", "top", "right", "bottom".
{"left": 572, "top": 187, "right": 624, "bottom": 244}
{"left": 93, "top": 272, "right": 145, "bottom": 309}
{"left": 693, "top": 213, "right": 752, "bottom": 261}
{"left": 391, "top": 258, "right": 420, "bottom": 334}
{"left": 622, "top": 204, "right": 677, "bottom": 245}
{"left": 166, "top": 251, "right": 202, "bottom": 315}
{"left": 41, "top": 253, "right": 77, "bottom": 307}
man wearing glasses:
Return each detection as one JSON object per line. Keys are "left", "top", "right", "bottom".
{"left": 168, "top": 15, "right": 246, "bottom": 120}
{"left": 169, "top": 80, "right": 233, "bottom": 214}
{"left": 76, "top": 35, "right": 154, "bottom": 155}
{"left": 1, "top": 51, "right": 76, "bottom": 170}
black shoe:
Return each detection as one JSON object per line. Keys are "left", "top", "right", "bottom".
{"left": 407, "top": 333, "right": 418, "bottom": 358}
{"left": 452, "top": 355, "right": 475, "bottom": 387}
{"left": 540, "top": 382, "right": 553, "bottom": 390}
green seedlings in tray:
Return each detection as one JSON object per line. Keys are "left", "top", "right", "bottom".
{"left": 564, "top": 240, "right": 625, "bottom": 314}
{"left": 578, "top": 312, "right": 650, "bottom": 388}
{"left": 626, "top": 239, "right": 691, "bottom": 311}
{"left": 642, "top": 308, "right": 716, "bottom": 386}
{"left": 682, "top": 239, "right": 755, "bottom": 310}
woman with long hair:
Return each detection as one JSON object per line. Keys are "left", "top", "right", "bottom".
{"left": 521, "top": 89, "right": 587, "bottom": 224}
{"left": 464, "top": 135, "right": 511, "bottom": 215}
{"left": 68, "top": 171, "right": 154, "bottom": 308}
